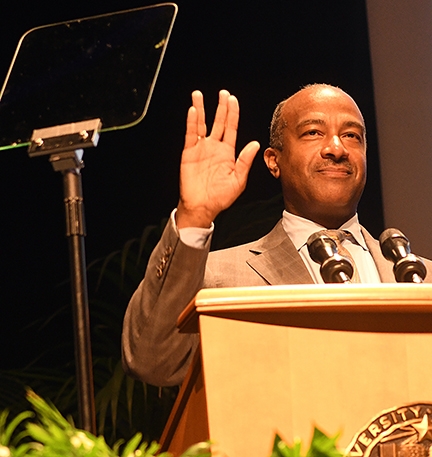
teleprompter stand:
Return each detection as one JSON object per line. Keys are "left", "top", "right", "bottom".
{"left": 28, "top": 118, "right": 102, "bottom": 434}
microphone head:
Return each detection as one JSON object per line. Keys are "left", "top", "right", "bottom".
{"left": 307, "top": 231, "right": 338, "bottom": 265}
{"left": 307, "top": 230, "right": 354, "bottom": 283}
{"left": 379, "top": 228, "right": 411, "bottom": 262}
{"left": 379, "top": 228, "right": 427, "bottom": 282}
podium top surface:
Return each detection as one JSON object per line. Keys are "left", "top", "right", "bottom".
{"left": 178, "top": 283, "right": 432, "bottom": 334}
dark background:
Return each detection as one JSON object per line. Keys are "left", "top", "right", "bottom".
{"left": 0, "top": 1, "right": 383, "bottom": 369}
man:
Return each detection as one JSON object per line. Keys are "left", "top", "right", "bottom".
{"left": 122, "top": 84, "right": 432, "bottom": 387}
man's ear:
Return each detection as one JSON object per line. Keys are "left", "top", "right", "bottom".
{"left": 264, "top": 147, "right": 280, "bottom": 178}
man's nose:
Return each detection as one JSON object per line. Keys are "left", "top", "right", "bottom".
{"left": 321, "top": 135, "right": 348, "bottom": 160}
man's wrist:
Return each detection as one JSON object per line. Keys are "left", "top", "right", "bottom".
{"left": 176, "top": 202, "right": 214, "bottom": 229}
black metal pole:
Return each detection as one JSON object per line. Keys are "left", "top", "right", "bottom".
{"left": 63, "top": 168, "right": 96, "bottom": 434}
{"left": 29, "top": 122, "right": 100, "bottom": 433}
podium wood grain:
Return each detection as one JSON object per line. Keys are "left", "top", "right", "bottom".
{"left": 160, "top": 284, "right": 432, "bottom": 457}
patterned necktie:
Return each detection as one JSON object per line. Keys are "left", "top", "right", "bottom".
{"left": 324, "top": 229, "right": 360, "bottom": 283}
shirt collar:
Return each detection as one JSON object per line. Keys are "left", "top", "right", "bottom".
{"left": 281, "top": 210, "right": 369, "bottom": 252}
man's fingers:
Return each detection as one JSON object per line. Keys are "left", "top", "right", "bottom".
{"left": 184, "top": 106, "right": 198, "bottom": 149}
{"left": 185, "top": 90, "right": 248, "bottom": 158}
{"left": 184, "top": 91, "right": 208, "bottom": 148}
{"left": 191, "top": 90, "right": 207, "bottom": 138}
{"left": 235, "top": 141, "right": 260, "bottom": 181}
{"left": 222, "top": 95, "right": 240, "bottom": 148}
{"left": 210, "top": 90, "right": 230, "bottom": 140}
{"left": 210, "top": 91, "right": 241, "bottom": 148}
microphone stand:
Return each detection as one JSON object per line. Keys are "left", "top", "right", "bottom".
{"left": 28, "top": 119, "right": 101, "bottom": 434}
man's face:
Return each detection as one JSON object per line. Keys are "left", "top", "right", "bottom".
{"left": 265, "top": 86, "right": 367, "bottom": 228}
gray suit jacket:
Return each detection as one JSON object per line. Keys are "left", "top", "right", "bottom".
{"left": 122, "top": 217, "right": 432, "bottom": 386}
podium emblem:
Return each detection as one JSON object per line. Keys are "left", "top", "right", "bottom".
{"left": 346, "top": 404, "right": 432, "bottom": 457}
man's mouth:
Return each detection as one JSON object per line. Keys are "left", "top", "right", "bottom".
{"left": 317, "top": 166, "right": 352, "bottom": 176}
{"left": 314, "top": 158, "right": 353, "bottom": 176}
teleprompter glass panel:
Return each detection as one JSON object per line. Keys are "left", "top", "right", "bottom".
{"left": 0, "top": 3, "right": 177, "bottom": 151}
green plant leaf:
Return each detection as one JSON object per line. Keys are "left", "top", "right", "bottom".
{"left": 306, "top": 428, "right": 342, "bottom": 457}
{"left": 119, "top": 432, "right": 143, "bottom": 457}
{"left": 26, "top": 422, "right": 53, "bottom": 444}
{"left": 141, "top": 440, "right": 161, "bottom": 456}
{"left": 270, "top": 434, "right": 301, "bottom": 457}
{"left": 25, "top": 390, "right": 71, "bottom": 431}
{"left": 1, "top": 410, "right": 33, "bottom": 446}
{"left": 179, "top": 441, "right": 212, "bottom": 457}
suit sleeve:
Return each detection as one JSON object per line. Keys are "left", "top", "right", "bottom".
{"left": 121, "top": 216, "right": 211, "bottom": 386}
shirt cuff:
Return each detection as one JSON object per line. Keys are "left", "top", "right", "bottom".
{"left": 171, "top": 209, "right": 214, "bottom": 249}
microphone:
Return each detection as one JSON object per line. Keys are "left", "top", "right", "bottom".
{"left": 307, "top": 231, "right": 354, "bottom": 283}
{"left": 379, "top": 228, "right": 427, "bottom": 283}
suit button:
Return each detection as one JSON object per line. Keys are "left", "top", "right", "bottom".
{"left": 156, "top": 246, "right": 173, "bottom": 278}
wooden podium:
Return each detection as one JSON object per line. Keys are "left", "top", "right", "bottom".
{"left": 160, "top": 284, "right": 432, "bottom": 457}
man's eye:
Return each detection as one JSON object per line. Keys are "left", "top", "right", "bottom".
{"left": 343, "top": 132, "right": 361, "bottom": 141}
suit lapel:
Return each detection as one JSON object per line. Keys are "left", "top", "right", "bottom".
{"left": 246, "top": 221, "right": 314, "bottom": 285}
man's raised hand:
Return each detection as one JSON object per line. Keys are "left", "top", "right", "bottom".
{"left": 176, "top": 90, "right": 260, "bottom": 228}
